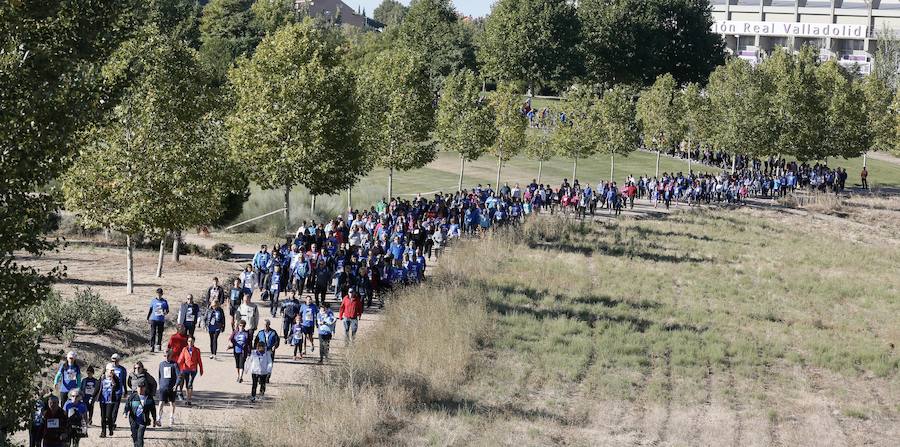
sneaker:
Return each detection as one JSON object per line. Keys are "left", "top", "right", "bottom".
{"left": 169, "top": 415, "right": 175, "bottom": 425}
{"left": 99, "top": 433, "right": 107, "bottom": 438}
{"left": 311, "top": 346, "right": 315, "bottom": 353}
{"left": 186, "top": 401, "right": 192, "bottom": 407}
{"left": 239, "top": 377, "right": 243, "bottom": 383}
{"left": 250, "top": 396, "right": 257, "bottom": 403}
{"left": 209, "top": 355, "right": 214, "bottom": 359}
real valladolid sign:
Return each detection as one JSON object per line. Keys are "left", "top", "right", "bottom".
{"left": 713, "top": 21, "right": 867, "bottom": 39}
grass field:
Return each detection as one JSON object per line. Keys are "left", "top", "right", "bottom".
{"left": 230, "top": 150, "right": 900, "bottom": 234}
{"left": 209, "top": 195, "right": 899, "bottom": 446}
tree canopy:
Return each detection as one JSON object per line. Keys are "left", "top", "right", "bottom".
{"left": 374, "top": 0, "right": 408, "bottom": 27}
{"left": 199, "top": 0, "right": 259, "bottom": 84}
{"left": 479, "top": 0, "right": 581, "bottom": 91}
{"left": 437, "top": 68, "right": 497, "bottom": 190}
{"left": 636, "top": 73, "right": 683, "bottom": 152}
{"left": 578, "top": 0, "right": 725, "bottom": 87}
{"left": 397, "top": 0, "right": 476, "bottom": 92}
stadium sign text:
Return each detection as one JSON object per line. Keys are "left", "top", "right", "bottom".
{"left": 713, "top": 21, "right": 867, "bottom": 39}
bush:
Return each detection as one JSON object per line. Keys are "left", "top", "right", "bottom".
{"left": 73, "top": 288, "right": 122, "bottom": 333}
{"left": 210, "top": 243, "right": 233, "bottom": 260}
{"left": 36, "top": 292, "right": 79, "bottom": 339}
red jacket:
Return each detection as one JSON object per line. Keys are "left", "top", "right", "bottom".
{"left": 168, "top": 332, "right": 187, "bottom": 357}
{"left": 177, "top": 346, "right": 203, "bottom": 375}
{"left": 339, "top": 295, "right": 363, "bottom": 319}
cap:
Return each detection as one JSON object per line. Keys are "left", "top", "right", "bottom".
{"left": 66, "top": 351, "right": 76, "bottom": 359}
{"left": 348, "top": 287, "right": 356, "bottom": 292}
{"left": 111, "top": 353, "right": 120, "bottom": 360}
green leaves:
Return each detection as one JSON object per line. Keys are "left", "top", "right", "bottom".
{"left": 357, "top": 47, "right": 436, "bottom": 172}
{"left": 437, "top": 69, "right": 496, "bottom": 163}
{"left": 490, "top": 82, "right": 527, "bottom": 162}
{"left": 228, "top": 20, "right": 365, "bottom": 196}
{"left": 479, "top": 0, "right": 581, "bottom": 90}
{"left": 578, "top": 0, "right": 725, "bottom": 87}
{"left": 596, "top": 85, "right": 639, "bottom": 158}
{"left": 706, "top": 58, "right": 777, "bottom": 159}
{"left": 397, "top": 0, "right": 475, "bottom": 92}
{"left": 554, "top": 86, "right": 601, "bottom": 162}
{"left": 636, "top": 74, "right": 682, "bottom": 152}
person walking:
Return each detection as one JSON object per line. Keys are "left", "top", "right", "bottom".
{"left": 175, "top": 336, "right": 204, "bottom": 407}
{"left": 39, "top": 395, "right": 67, "bottom": 447}
{"left": 127, "top": 361, "right": 157, "bottom": 398}
{"left": 53, "top": 352, "right": 81, "bottom": 407}
{"left": 123, "top": 380, "right": 156, "bottom": 447}
{"left": 205, "top": 277, "right": 225, "bottom": 309}
{"left": 62, "top": 390, "right": 88, "bottom": 446}
{"left": 206, "top": 299, "right": 226, "bottom": 359}
{"left": 316, "top": 304, "right": 337, "bottom": 364}
{"left": 146, "top": 288, "right": 169, "bottom": 353}
{"left": 176, "top": 294, "right": 200, "bottom": 338}
{"left": 97, "top": 365, "right": 121, "bottom": 438}
{"left": 156, "top": 350, "right": 179, "bottom": 427}
{"left": 245, "top": 341, "right": 273, "bottom": 403}
{"left": 861, "top": 166, "right": 869, "bottom": 190}
{"left": 255, "top": 319, "right": 281, "bottom": 363}
{"left": 280, "top": 292, "right": 301, "bottom": 344}
{"left": 299, "top": 296, "right": 318, "bottom": 356}
{"left": 237, "top": 294, "right": 260, "bottom": 337}
{"left": 228, "top": 278, "right": 243, "bottom": 330}
{"left": 338, "top": 287, "right": 363, "bottom": 346}
{"left": 78, "top": 367, "right": 99, "bottom": 427}
{"left": 228, "top": 320, "right": 252, "bottom": 383}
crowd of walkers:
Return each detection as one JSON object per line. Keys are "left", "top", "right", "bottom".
{"left": 29, "top": 163, "right": 872, "bottom": 445}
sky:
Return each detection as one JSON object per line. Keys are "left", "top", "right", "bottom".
{"left": 350, "top": 0, "right": 494, "bottom": 19}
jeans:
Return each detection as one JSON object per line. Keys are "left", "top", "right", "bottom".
{"left": 251, "top": 373, "right": 267, "bottom": 397}
{"left": 209, "top": 331, "right": 220, "bottom": 355}
{"left": 343, "top": 318, "right": 358, "bottom": 341}
{"left": 149, "top": 321, "right": 164, "bottom": 349}
{"left": 129, "top": 418, "right": 146, "bottom": 447}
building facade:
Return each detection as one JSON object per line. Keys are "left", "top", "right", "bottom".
{"left": 710, "top": 1, "right": 900, "bottom": 73}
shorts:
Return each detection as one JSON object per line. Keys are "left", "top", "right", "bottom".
{"left": 301, "top": 325, "right": 314, "bottom": 335}
{"left": 234, "top": 351, "right": 247, "bottom": 369}
{"left": 158, "top": 388, "right": 177, "bottom": 403}
{"left": 180, "top": 370, "right": 197, "bottom": 390}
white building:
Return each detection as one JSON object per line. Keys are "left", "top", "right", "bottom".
{"left": 710, "top": 1, "right": 900, "bottom": 73}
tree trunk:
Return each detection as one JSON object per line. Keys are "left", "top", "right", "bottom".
{"left": 572, "top": 157, "right": 578, "bottom": 181}
{"left": 688, "top": 157, "right": 691, "bottom": 174}
{"left": 731, "top": 154, "right": 737, "bottom": 174}
{"left": 387, "top": 167, "right": 394, "bottom": 200}
{"left": 171, "top": 230, "right": 181, "bottom": 263}
{"left": 458, "top": 155, "right": 465, "bottom": 192}
{"left": 495, "top": 147, "right": 503, "bottom": 191}
{"left": 156, "top": 237, "right": 165, "bottom": 278}
{"left": 126, "top": 235, "right": 134, "bottom": 295}
{"left": 347, "top": 187, "right": 352, "bottom": 211}
{"left": 610, "top": 154, "right": 615, "bottom": 181}
{"left": 537, "top": 160, "right": 543, "bottom": 185}
{"left": 310, "top": 195, "right": 316, "bottom": 216}
{"left": 655, "top": 150, "right": 661, "bottom": 177}
{"left": 284, "top": 183, "right": 291, "bottom": 237}
{"left": 863, "top": 152, "right": 867, "bottom": 168}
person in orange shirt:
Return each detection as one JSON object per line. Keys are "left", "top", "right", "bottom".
{"left": 167, "top": 325, "right": 188, "bottom": 399}
{"left": 175, "top": 336, "right": 203, "bottom": 407}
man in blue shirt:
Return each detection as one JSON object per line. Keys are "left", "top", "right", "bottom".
{"left": 146, "top": 288, "right": 169, "bottom": 353}
{"left": 252, "top": 245, "right": 272, "bottom": 295}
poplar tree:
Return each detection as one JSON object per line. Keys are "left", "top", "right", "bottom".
{"left": 636, "top": 73, "right": 682, "bottom": 176}
{"left": 489, "top": 83, "right": 528, "bottom": 190}
{"left": 437, "top": 69, "right": 497, "bottom": 191}
{"left": 554, "top": 86, "right": 600, "bottom": 180}
{"left": 357, "top": 47, "right": 436, "bottom": 199}
{"left": 597, "top": 86, "right": 639, "bottom": 181}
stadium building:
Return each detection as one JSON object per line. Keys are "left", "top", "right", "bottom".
{"left": 710, "top": 1, "right": 900, "bottom": 73}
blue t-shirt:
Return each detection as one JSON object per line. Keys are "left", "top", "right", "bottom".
{"left": 233, "top": 331, "right": 250, "bottom": 354}
{"left": 149, "top": 298, "right": 169, "bottom": 322}
{"left": 300, "top": 304, "right": 318, "bottom": 328}
{"left": 57, "top": 363, "right": 80, "bottom": 392}
{"left": 99, "top": 377, "right": 119, "bottom": 403}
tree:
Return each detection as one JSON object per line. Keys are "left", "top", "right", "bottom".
{"left": 817, "top": 61, "right": 870, "bottom": 160}
{"left": 758, "top": 46, "right": 822, "bottom": 162}
{"left": 251, "top": 0, "right": 297, "bottom": 35}
{"left": 199, "top": 0, "right": 259, "bottom": 85}
{"left": 149, "top": 0, "right": 203, "bottom": 48}
{"left": 479, "top": 0, "right": 581, "bottom": 91}
{"left": 677, "top": 82, "right": 710, "bottom": 173}
{"left": 862, "top": 76, "right": 896, "bottom": 160}
{"left": 872, "top": 25, "right": 900, "bottom": 90}
{"left": 554, "top": 86, "right": 600, "bottom": 180}
{"left": 229, "top": 20, "right": 366, "bottom": 233}
{"left": 398, "top": 0, "right": 476, "bottom": 92}
{"left": 63, "top": 30, "right": 232, "bottom": 285}
{"left": 526, "top": 114, "right": 557, "bottom": 184}
{"left": 636, "top": 73, "right": 682, "bottom": 176}
{"left": 437, "top": 69, "right": 497, "bottom": 191}
{"left": 489, "top": 82, "right": 528, "bottom": 189}
{"left": 374, "top": 0, "right": 408, "bottom": 27}
{"left": 706, "top": 58, "right": 776, "bottom": 171}
{"left": 357, "top": 48, "right": 436, "bottom": 199}
{"left": 578, "top": 0, "right": 725, "bottom": 87}
{"left": 596, "top": 85, "right": 640, "bottom": 180}
{"left": 0, "top": 0, "right": 132, "bottom": 437}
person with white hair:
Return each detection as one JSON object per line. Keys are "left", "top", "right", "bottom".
{"left": 53, "top": 352, "right": 81, "bottom": 404}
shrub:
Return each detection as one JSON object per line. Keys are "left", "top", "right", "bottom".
{"left": 36, "top": 292, "right": 78, "bottom": 339}
{"left": 73, "top": 287, "right": 122, "bottom": 333}
{"left": 210, "top": 243, "right": 233, "bottom": 260}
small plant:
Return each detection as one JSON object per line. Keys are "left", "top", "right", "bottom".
{"left": 73, "top": 287, "right": 122, "bottom": 333}
{"left": 843, "top": 408, "right": 868, "bottom": 420}
{"left": 210, "top": 243, "right": 233, "bottom": 260}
